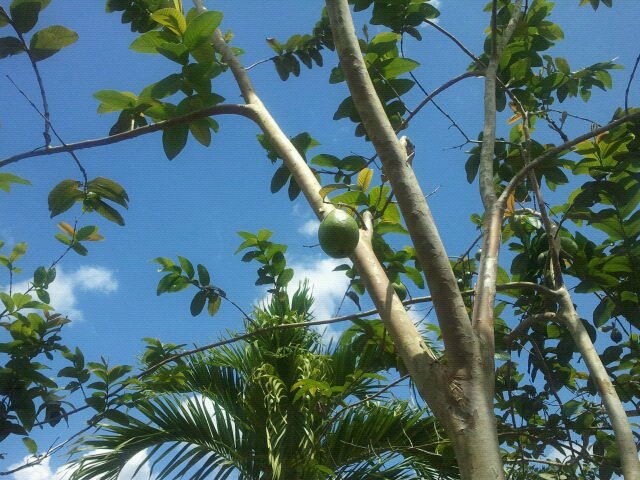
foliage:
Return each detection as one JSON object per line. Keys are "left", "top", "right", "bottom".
{"left": 70, "top": 286, "right": 457, "bottom": 479}
{"left": 0, "top": 0, "right": 637, "bottom": 478}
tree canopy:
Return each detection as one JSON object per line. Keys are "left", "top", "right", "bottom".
{"left": 0, "top": 0, "right": 639, "bottom": 479}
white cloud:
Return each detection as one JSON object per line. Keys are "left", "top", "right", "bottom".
{"left": 297, "top": 219, "right": 320, "bottom": 237}
{"left": 10, "top": 450, "right": 153, "bottom": 480}
{"left": 6, "top": 265, "right": 118, "bottom": 322}
{"left": 289, "top": 256, "right": 351, "bottom": 342}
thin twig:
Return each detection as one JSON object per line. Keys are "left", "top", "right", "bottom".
{"left": 401, "top": 70, "right": 484, "bottom": 130}
{"left": 7, "top": 75, "right": 88, "bottom": 184}
{"left": 423, "top": 19, "right": 481, "bottom": 64}
{"left": 9, "top": 21, "right": 52, "bottom": 146}
{"left": 0, "top": 425, "right": 92, "bottom": 476}
{"left": 245, "top": 55, "right": 277, "bottom": 70}
{"left": 625, "top": 51, "right": 640, "bottom": 113}
{"left": 504, "top": 312, "right": 556, "bottom": 345}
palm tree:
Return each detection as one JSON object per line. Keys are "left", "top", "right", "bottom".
{"left": 69, "top": 284, "right": 458, "bottom": 479}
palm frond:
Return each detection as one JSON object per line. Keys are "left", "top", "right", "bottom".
{"left": 70, "top": 395, "right": 250, "bottom": 480}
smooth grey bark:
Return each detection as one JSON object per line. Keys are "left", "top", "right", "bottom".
{"left": 324, "top": 0, "right": 506, "bottom": 478}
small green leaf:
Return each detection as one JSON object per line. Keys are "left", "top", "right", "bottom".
{"left": 189, "top": 118, "right": 211, "bottom": 146}
{"left": 9, "top": 242, "right": 26, "bottom": 262}
{"left": 270, "top": 166, "right": 290, "bottom": 193}
{"left": 163, "top": 125, "right": 188, "bottom": 160}
{"left": 10, "top": 0, "right": 41, "bottom": 33}
{"left": 0, "top": 36, "right": 24, "bottom": 58}
{"left": 183, "top": 11, "right": 223, "bottom": 50}
{"left": 48, "top": 179, "right": 82, "bottom": 217}
{"left": 178, "top": 256, "right": 194, "bottom": 279}
{"left": 207, "top": 294, "right": 221, "bottom": 316}
{"left": 130, "top": 30, "right": 177, "bottom": 53}
{"left": 22, "top": 437, "right": 37, "bottom": 454}
{"left": 93, "top": 199, "right": 125, "bottom": 226}
{"left": 190, "top": 290, "right": 207, "bottom": 316}
{"left": 0, "top": 172, "right": 30, "bottom": 192}
{"left": 197, "top": 264, "right": 210, "bottom": 286}
{"left": 276, "top": 268, "right": 294, "bottom": 287}
{"left": 93, "top": 90, "right": 137, "bottom": 110}
{"left": 150, "top": 8, "right": 186, "bottom": 36}
{"left": 71, "top": 242, "right": 89, "bottom": 256}
{"left": 33, "top": 266, "right": 46, "bottom": 285}
{"left": 29, "top": 26, "right": 78, "bottom": 61}
{"left": 87, "top": 177, "right": 129, "bottom": 208}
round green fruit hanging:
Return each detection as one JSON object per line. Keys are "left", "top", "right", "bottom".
{"left": 318, "top": 209, "right": 360, "bottom": 258}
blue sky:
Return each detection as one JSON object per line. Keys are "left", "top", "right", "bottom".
{"left": 1, "top": 0, "right": 639, "bottom": 477}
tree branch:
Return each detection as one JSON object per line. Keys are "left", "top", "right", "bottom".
{"left": 625, "top": 50, "right": 640, "bottom": 113}
{"left": 504, "top": 312, "right": 556, "bottom": 345}
{"left": 499, "top": 111, "right": 640, "bottom": 208}
{"left": 326, "top": 0, "right": 475, "bottom": 372}
{"left": 401, "top": 70, "right": 484, "bottom": 130}
{"left": 0, "top": 104, "right": 256, "bottom": 168}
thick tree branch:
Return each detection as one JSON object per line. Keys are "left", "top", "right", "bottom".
{"left": 0, "top": 104, "right": 256, "bottom": 168}
{"left": 556, "top": 287, "right": 640, "bottom": 478}
{"left": 195, "top": 3, "right": 443, "bottom": 413}
{"left": 472, "top": 0, "right": 522, "bottom": 353}
{"left": 326, "top": 0, "right": 475, "bottom": 371}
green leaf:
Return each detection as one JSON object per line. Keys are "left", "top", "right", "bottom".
{"left": 71, "top": 242, "right": 89, "bottom": 256}
{"left": 190, "top": 290, "right": 207, "bottom": 316}
{"left": 10, "top": 0, "right": 41, "bottom": 33}
{"left": 594, "top": 297, "right": 615, "bottom": 328}
{"left": 150, "top": 8, "right": 186, "bottom": 36}
{"left": 156, "top": 273, "right": 189, "bottom": 295}
{"left": 0, "top": 172, "right": 30, "bottom": 191}
{"left": 87, "top": 177, "right": 129, "bottom": 208}
{"left": 311, "top": 154, "right": 341, "bottom": 168}
{"left": 378, "top": 58, "right": 420, "bottom": 78}
{"left": 130, "top": 30, "right": 177, "bottom": 54}
{"left": 163, "top": 125, "right": 188, "bottom": 160}
{"left": 276, "top": 268, "right": 294, "bottom": 287}
{"left": 93, "top": 90, "right": 137, "bottom": 110}
{"left": 29, "top": 26, "right": 78, "bottom": 61}
{"left": 33, "top": 266, "right": 46, "bottom": 285}
{"left": 270, "top": 166, "right": 290, "bottom": 193}
{"left": 9, "top": 242, "right": 26, "bottom": 262}
{"left": 140, "top": 74, "right": 183, "bottom": 100}
{"left": 183, "top": 11, "right": 223, "bottom": 50}
{"left": 197, "top": 264, "right": 210, "bottom": 286}
{"left": 22, "top": 437, "right": 37, "bottom": 454}
{"left": 177, "top": 256, "right": 194, "bottom": 279}
{"left": 207, "top": 294, "right": 221, "bottom": 316}
{"left": 48, "top": 179, "right": 82, "bottom": 217}
{"left": 93, "top": 199, "right": 125, "bottom": 226}
{"left": 189, "top": 118, "right": 211, "bottom": 146}
{"left": 0, "top": 36, "right": 24, "bottom": 58}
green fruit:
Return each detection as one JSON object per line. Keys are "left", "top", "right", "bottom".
{"left": 560, "top": 236, "right": 578, "bottom": 257}
{"left": 392, "top": 282, "right": 407, "bottom": 301}
{"left": 318, "top": 210, "right": 360, "bottom": 259}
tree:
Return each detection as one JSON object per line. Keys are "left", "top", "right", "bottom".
{"left": 0, "top": 0, "right": 639, "bottom": 479}
{"left": 69, "top": 283, "right": 458, "bottom": 479}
